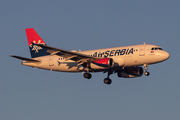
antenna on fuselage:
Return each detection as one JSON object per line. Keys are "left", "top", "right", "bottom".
{"left": 143, "top": 42, "right": 146, "bottom": 45}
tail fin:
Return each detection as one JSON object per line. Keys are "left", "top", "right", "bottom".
{"left": 25, "top": 28, "right": 50, "bottom": 58}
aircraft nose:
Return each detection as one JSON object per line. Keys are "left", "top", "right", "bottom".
{"left": 163, "top": 51, "right": 170, "bottom": 60}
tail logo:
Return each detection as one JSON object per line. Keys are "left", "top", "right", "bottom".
{"left": 30, "top": 40, "right": 45, "bottom": 53}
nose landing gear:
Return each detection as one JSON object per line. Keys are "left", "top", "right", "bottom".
{"left": 145, "top": 71, "right": 150, "bottom": 76}
{"left": 143, "top": 64, "right": 150, "bottom": 76}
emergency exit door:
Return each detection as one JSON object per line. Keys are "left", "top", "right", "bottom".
{"left": 49, "top": 56, "right": 54, "bottom": 66}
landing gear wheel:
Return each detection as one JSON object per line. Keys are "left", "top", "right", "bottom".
{"left": 143, "top": 64, "right": 150, "bottom": 76}
{"left": 104, "top": 78, "right": 112, "bottom": 85}
{"left": 83, "top": 73, "right": 92, "bottom": 79}
{"left": 145, "top": 71, "right": 150, "bottom": 76}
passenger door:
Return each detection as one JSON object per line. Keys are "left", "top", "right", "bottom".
{"left": 139, "top": 45, "right": 146, "bottom": 56}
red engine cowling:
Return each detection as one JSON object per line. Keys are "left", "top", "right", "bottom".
{"left": 91, "top": 58, "right": 114, "bottom": 69}
{"left": 117, "top": 67, "right": 143, "bottom": 78}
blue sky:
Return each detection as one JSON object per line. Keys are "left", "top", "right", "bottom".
{"left": 0, "top": 0, "right": 179, "bottom": 120}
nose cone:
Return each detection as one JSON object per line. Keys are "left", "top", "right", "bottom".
{"left": 162, "top": 51, "right": 170, "bottom": 60}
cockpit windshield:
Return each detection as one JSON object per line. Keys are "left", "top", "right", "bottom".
{"left": 151, "top": 47, "right": 163, "bottom": 50}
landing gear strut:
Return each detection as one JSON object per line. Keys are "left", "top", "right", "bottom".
{"left": 143, "top": 64, "right": 150, "bottom": 76}
{"left": 104, "top": 71, "right": 113, "bottom": 85}
{"left": 83, "top": 61, "right": 92, "bottom": 79}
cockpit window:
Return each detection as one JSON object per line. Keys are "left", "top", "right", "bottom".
{"left": 151, "top": 47, "right": 163, "bottom": 50}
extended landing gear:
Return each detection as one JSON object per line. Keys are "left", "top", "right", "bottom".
{"left": 145, "top": 71, "right": 150, "bottom": 76}
{"left": 83, "top": 72, "right": 92, "bottom": 79}
{"left": 103, "top": 71, "right": 113, "bottom": 85}
{"left": 104, "top": 78, "right": 112, "bottom": 85}
{"left": 83, "top": 70, "right": 113, "bottom": 85}
{"left": 143, "top": 64, "right": 150, "bottom": 76}
{"left": 83, "top": 62, "right": 92, "bottom": 79}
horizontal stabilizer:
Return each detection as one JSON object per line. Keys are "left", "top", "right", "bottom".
{"left": 10, "top": 55, "right": 40, "bottom": 63}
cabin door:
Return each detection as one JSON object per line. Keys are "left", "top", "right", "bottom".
{"left": 139, "top": 45, "right": 145, "bottom": 56}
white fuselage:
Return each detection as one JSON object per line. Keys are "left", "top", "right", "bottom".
{"left": 22, "top": 44, "right": 170, "bottom": 72}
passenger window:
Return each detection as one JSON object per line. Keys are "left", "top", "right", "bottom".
{"left": 151, "top": 48, "right": 154, "bottom": 50}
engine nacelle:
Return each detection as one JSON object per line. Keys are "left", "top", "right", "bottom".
{"left": 117, "top": 67, "right": 143, "bottom": 78}
{"left": 113, "top": 58, "right": 125, "bottom": 67}
{"left": 91, "top": 58, "right": 114, "bottom": 69}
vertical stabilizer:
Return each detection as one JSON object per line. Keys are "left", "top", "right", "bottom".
{"left": 25, "top": 28, "right": 50, "bottom": 58}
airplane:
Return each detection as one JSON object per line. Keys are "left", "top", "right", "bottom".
{"left": 10, "top": 28, "right": 170, "bottom": 85}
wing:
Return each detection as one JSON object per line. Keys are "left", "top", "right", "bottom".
{"left": 34, "top": 44, "right": 99, "bottom": 66}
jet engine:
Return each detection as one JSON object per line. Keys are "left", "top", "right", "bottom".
{"left": 91, "top": 58, "right": 114, "bottom": 69}
{"left": 117, "top": 67, "right": 143, "bottom": 78}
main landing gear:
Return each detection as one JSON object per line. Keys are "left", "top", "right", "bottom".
{"left": 104, "top": 78, "right": 112, "bottom": 85}
{"left": 83, "top": 72, "right": 92, "bottom": 79}
{"left": 83, "top": 62, "right": 92, "bottom": 79}
{"left": 83, "top": 71, "right": 113, "bottom": 85}
{"left": 143, "top": 64, "right": 150, "bottom": 76}
{"left": 103, "top": 71, "right": 113, "bottom": 85}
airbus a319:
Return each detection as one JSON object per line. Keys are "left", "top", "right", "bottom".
{"left": 11, "top": 28, "right": 170, "bottom": 85}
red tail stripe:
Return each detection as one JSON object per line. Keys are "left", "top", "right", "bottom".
{"left": 25, "top": 28, "right": 46, "bottom": 46}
